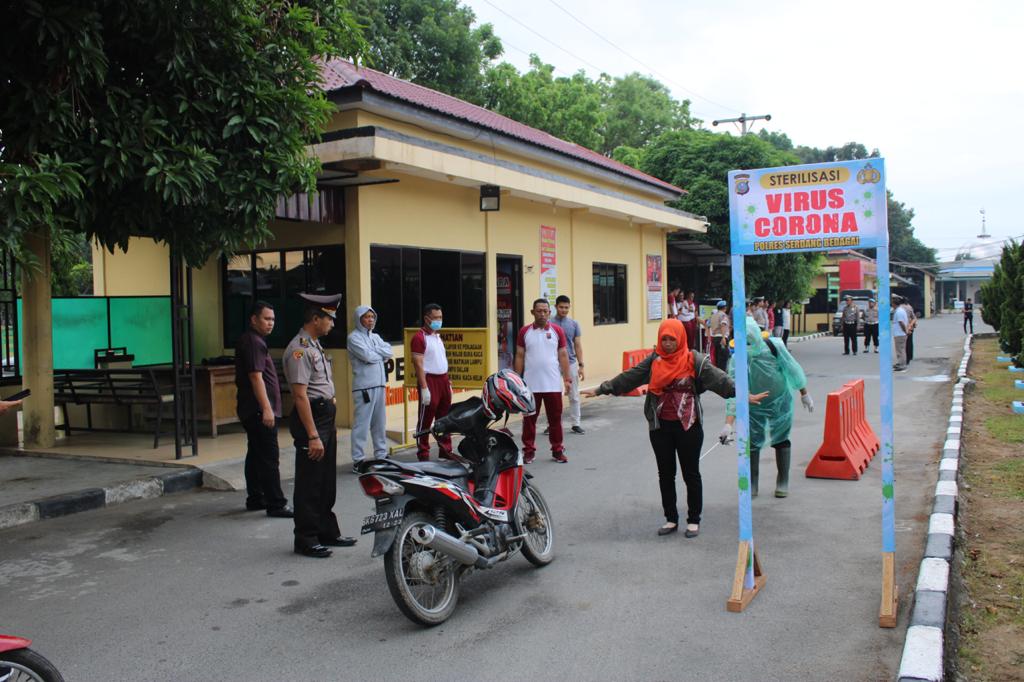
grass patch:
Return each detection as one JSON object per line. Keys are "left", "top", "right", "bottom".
{"left": 985, "top": 415, "right": 1024, "bottom": 444}
{"left": 956, "top": 337, "right": 1024, "bottom": 679}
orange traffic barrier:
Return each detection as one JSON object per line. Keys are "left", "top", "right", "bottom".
{"left": 621, "top": 349, "right": 653, "bottom": 396}
{"left": 805, "top": 379, "right": 879, "bottom": 480}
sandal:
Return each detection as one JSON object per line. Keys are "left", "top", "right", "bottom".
{"left": 657, "top": 522, "right": 678, "bottom": 536}
{"left": 684, "top": 524, "right": 700, "bottom": 538}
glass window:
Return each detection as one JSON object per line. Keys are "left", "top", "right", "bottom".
{"left": 593, "top": 262, "right": 628, "bottom": 325}
{"left": 370, "top": 245, "right": 487, "bottom": 343}
{"left": 222, "top": 246, "right": 346, "bottom": 349}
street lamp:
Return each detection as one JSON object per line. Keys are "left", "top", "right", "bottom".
{"left": 480, "top": 185, "right": 500, "bottom": 212}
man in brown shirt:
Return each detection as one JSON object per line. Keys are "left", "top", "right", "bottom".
{"left": 235, "top": 301, "right": 291, "bottom": 517}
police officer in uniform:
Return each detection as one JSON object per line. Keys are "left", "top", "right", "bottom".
{"left": 283, "top": 293, "right": 357, "bottom": 558}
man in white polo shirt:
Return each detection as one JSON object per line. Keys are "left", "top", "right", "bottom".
{"left": 411, "top": 303, "right": 454, "bottom": 461}
{"left": 515, "top": 298, "right": 572, "bottom": 463}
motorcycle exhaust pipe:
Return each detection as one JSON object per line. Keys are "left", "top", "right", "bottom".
{"left": 412, "top": 525, "right": 480, "bottom": 566}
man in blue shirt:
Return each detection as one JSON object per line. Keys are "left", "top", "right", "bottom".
{"left": 552, "top": 295, "right": 585, "bottom": 434}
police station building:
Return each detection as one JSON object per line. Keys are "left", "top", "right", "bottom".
{"left": 91, "top": 60, "right": 707, "bottom": 431}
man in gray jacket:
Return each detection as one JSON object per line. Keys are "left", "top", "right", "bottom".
{"left": 347, "top": 305, "right": 393, "bottom": 467}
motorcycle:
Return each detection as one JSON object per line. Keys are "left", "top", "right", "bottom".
{"left": 357, "top": 396, "right": 555, "bottom": 626}
{"left": 0, "top": 636, "right": 64, "bottom": 682}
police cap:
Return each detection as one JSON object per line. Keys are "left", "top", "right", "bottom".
{"left": 299, "top": 292, "right": 342, "bottom": 319}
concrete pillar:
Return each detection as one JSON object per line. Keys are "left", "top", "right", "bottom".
{"left": 21, "top": 230, "right": 56, "bottom": 448}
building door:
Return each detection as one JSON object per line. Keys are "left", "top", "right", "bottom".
{"left": 496, "top": 256, "right": 523, "bottom": 371}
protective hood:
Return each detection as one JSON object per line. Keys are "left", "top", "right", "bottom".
{"left": 744, "top": 317, "right": 770, "bottom": 357}
{"left": 353, "top": 305, "right": 376, "bottom": 333}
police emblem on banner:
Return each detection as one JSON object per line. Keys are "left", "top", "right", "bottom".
{"left": 734, "top": 173, "right": 750, "bottom": 195}
{"left": 856, "top": 163, "right": 881, "bottom": 184}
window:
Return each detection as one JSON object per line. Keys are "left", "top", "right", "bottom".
{"left": 370, "top": 246, "right": 487, "bottom": 343}
{"left": 222, "top": 246, "right": 346, "bottom": 350}
{"left": 593, "top": 262, "right": 628, "bottom": 325}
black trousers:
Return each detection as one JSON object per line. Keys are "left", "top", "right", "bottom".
{"left": 842, "top": 323, "right": 859, "bottom": 354}
{"left": 964, "top": 315, "right": 973, "bottom": 333}
{"left": 781, "top": 329, "right": 790, "bottom": 346}
{"left": 242, "top": 413, "right": 287, "bottom": 510}
{"left": 648, "top": 419, "right": 704, "bottom": 525}
{"left": 713, "top": 337, "right": 729, "bottom": 372}
{"left": 906, "top": 331, "right": 915, "bottom": 363}
{"left": 864, "top": 323, "right": 879, "bottom": 349}
{"left": 290, "top": 399, "right": 341, "bottom": 550}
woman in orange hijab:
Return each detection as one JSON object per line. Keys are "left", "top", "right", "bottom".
{"left": 583, "top": 319, "right": 766, "bottom": 537}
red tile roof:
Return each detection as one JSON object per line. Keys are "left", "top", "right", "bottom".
{"left": 321, "top": 59, "right": 683, "bottom": 195}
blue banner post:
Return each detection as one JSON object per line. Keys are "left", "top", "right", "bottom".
{"left": 726, "top": 255, "right": 765, "bottom": 611}
{"left": 876, "top": 247, "right": 898, "bottom": 627}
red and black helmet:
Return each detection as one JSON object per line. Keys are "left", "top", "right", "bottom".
{"left": 482, "top": 369, "right": 535, "bottom": 419}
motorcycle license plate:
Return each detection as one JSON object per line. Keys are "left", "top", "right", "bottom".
{"left": 360, "top": 507, "right": 404, "bottom": 534}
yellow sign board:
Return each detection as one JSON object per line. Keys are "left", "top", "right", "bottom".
{"left": 403, "top": 327, "right": 490, "bottom": 389}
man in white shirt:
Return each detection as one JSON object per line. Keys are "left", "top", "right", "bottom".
{"left": 893, "top": 297, "right": 909, "bottom": 371}
{"left": 515, "top": 298, "right": 572, "bottom": 464}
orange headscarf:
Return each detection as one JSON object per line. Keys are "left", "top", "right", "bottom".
{"left": 648, "top": 318, "right": 695, "bottom": 395}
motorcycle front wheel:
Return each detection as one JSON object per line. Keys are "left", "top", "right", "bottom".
{"left": 0, "top": 648, "right": 65, "bottom": 682}
{"left": 514, "top": 483, "right": 555, "bottom": 566}
{"left": 384, "top": 511, "right": 460, "bottom": 626}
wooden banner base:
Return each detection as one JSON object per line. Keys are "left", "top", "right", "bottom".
{"left": 727, "top": 540, "right": 766, "bottom": 612}
{"left": 879, "top": 551, "right": 899, "bottom": 628}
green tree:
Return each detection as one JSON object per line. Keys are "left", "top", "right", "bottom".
{"left": 482, "top": 56, "right": 606, "bottom": 152}
{"left": 639, "top": 129, "right": 820, "bottom": 302}
{"left": 2, "top": 0, "right": 366, "bottom": 267}
{"left": 351, "top": 0, "right": 502, "bottom": 104}
{"left": 980, "top": 241, "right": 1024, "bottom": 364}
{"left": 792, "top": 141, "right": 879, "bottom": 164}
{"left": 599, "top": 72, "right": 698, "bottom": 155}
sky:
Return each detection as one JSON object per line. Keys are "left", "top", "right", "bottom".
{"left": 461, "top": 0, "right": 1023, "bottom": 262}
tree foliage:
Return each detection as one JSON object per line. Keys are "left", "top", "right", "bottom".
{"left": 1, "top": 0, "right": 366, "bottom": 267}
{"left": 482, "top": 57, "right": 607, "bottom": 152}
{"left": 639, "top": 129, "right": 821, "bottom": 302}
{"left": 351, "top": 0, "right": 502, "bottom": 104}
{"left": 600, "top": 73, "right": 698, "bottom": 155}
{"left": 979, "top": 241, "right": 1024, "bottom": 365}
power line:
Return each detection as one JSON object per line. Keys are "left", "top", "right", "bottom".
{"left": 480, "top": 0, "right": 607, "bottom": 75}
{"left": 544, "top": 0, "right": 743, "bottom": 116}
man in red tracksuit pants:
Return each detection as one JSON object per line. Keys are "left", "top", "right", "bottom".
{"left": 412, "top": 303, "right": 454, "bottom": 461}
{"left": 515, "top": 298, "right": 573, "bottom": 464}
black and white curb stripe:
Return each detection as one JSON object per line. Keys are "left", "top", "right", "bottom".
{"left": 789, "top": 331, "right": 831, "bottom": 343}
{"left": 0, "top": 468, "right": 203, "bottom": 530}
{"left": 897, "top": 334, "right": 971, "bottom": 681}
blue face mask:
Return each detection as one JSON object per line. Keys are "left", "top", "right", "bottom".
{"left": 429, "top": 320, "right": 443, "bottom": 331}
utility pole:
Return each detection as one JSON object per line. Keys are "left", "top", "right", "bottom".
{"left": 712, "top": 113, "right": 772, "bottom": 136}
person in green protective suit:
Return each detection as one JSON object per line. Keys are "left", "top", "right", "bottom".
{"left": 720, "top": 317, "right": 814, "bottom": 498}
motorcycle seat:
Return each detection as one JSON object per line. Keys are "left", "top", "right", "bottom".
{"left": 401, "top": 460, "right": 467, "bottom": 479}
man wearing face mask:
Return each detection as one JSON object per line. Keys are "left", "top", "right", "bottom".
{"left": 347, "top": 304, "right": 393, "bottom": 469}
{"left": 411, "top": 303, "right": 454, "bottom": 461}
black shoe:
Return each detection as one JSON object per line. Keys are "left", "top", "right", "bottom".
{"left": 658, "top": 523, "right": 679, "bottom": 536}
{"left": 853, "top": 351, "right": 858, "bottom": 355}
{"left": 843, "top": 352, "right": 850, "bottom": 355}
{"left": 320, "top": 536, "right": 357, "bottom": 547}
{"left": 266, "top": 506, "right": 294, "bottom": 518}
{"left": 295, "top": 544, "right": 332, "bottom": 558}
{"left": 684, "top": 525, "right": 700, "bottom": 538}
{"left": 571, "top": 425, "right": 585, "bottom": 434}
{"left": 245, "top": 502, "right": 267, "bottom": 511}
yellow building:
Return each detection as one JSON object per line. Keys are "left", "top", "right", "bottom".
{"left": 92, "top": 60, "right": 706, "bottom": 436}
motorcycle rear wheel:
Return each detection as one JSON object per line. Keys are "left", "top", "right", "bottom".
{"left": 0, "top": 648, "right": 65, "bottom": 682}
{"left": 514, "top": 483, "right": 555, "bottom": 566}
{"left": 384, "top": 511, "right": 460, "bottom": 626}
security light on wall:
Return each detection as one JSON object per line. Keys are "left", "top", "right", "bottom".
{"left": 480, "top": 185, "right": 501, "bottom": 212}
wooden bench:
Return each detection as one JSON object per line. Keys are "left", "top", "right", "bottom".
{"left": 53, "top": 368, "right": 177, "bottom": 448}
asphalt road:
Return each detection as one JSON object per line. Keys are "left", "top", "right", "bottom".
{"left": 0, "top": 314, "right": 980, "bottom": 681}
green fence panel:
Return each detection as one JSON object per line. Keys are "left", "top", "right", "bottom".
{"left": 16, "top": 298, "right": 109, "bottom": 369}
{"left": 109, "top": 297, "right": 172, "bottom": 366}
{"left": 16, "top": 296, "right": 172, "bottom": 369}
